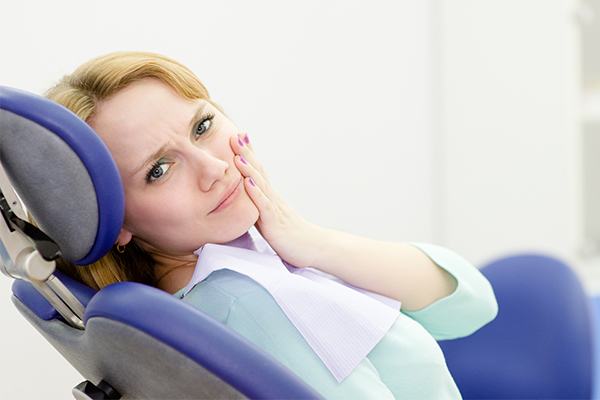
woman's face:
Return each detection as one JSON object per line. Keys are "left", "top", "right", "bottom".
{"left": 89, "top": 78, "right": 259, "bottom": 255}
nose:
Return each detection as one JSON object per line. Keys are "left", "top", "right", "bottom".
{"left": 186, "top": 145, "right": 229, "bottom": 192}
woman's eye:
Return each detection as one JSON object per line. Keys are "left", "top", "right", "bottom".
{"left": 194, "top": 114, "right": 214, "bottom": 138}
{"left": 146, "top": 162, "right": 172, "bottom": 183}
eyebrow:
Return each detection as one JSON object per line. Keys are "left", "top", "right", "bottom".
{"left": 132, "top": 102, "right": 209, "bottom": 177}
{"left": 133, "top": 143, "right": 171, "bottom": 177}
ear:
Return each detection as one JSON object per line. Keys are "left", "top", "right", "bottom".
{"left": 115, "top": 228, "right": 133, "bottom": 246}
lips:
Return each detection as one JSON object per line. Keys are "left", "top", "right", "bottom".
{"left": 211, "top": 178, "right": 242, "bottom": 213}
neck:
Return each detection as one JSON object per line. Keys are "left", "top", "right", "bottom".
{"left": 147, "top": 249, "right": 198, "bottom": 294}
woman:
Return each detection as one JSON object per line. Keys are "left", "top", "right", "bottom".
{"left": 46, "top": 51, "right": 498, "bottom": 399}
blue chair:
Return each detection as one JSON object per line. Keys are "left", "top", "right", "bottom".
{"left": 437, "top": 253, "right": 595, "bottom": 399}
{"left": 0, "top": 86, "right": 322, "bottom": 399}
{"left": 592, "top": 295, "right": 600, "bottom": 399}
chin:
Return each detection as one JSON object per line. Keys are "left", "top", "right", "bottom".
{"left": 238, "top": 204, "right": 260, "bottom": 236}
{"left": 218, "top": 203, "right": 259, "bottom": 242}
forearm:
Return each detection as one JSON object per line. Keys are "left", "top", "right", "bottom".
{"left": 311, "top": 227, "right": 458, "bottom": 312}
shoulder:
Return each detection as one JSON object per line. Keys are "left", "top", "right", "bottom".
{"left": 180, "top": 268, "right": 266, "bottom": 301}
{"left": 180, "top": 269, "right": 293, "bottom": 336}
{"left": 175, "top": 269, "right": 266, "bottom": 323}
{"left": 206, "top": 269, "right": 267, "bottom": 298}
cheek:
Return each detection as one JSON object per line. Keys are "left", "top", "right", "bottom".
{"left": 125, "top": 189, "right": 192, "bottom": 233}
{"left": 218, "top": 132, "right": 236, "bottom": 157}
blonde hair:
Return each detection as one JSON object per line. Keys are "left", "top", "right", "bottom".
{"left": 43, "top": 51, "right": 216, "bottom": 290}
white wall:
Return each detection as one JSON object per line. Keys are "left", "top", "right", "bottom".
{"left": 0, "top": 1, "right": 434, "bottom": 398}
{"left": 582, "top": 0, "right": 600, "bottom": 87}
{"left": 437, "top": 0, "right": 583, "bottom": 272}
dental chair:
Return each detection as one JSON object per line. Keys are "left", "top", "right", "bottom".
{"left": 438, "top": 253, "right": 595, "bottom": 399}
{"left": 0, "top": 86, "right": 323, "bottom": 399}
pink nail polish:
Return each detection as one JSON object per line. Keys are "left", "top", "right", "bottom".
{"left": 238, "top": 137, "right": 244, "bottom": 147}
{"left": 240, "top": 155, "right": 248, "bottom": 164}
{"left": 243, "top": 133, "right": 250, "bottom": 144}
{"left": 249, "top": 177, "right": 256, "bottom": 186}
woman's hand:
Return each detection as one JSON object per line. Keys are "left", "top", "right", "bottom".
{"left": 231, "top": 132, "right": 323, "bottom": 268}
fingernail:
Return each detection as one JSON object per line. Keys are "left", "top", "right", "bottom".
{"left": 240, "top": 155, "right": 248, "bottom": 165}
{"left": 249, "top": 177, "right": 256, "bottom": 186}
{"left": 238, "top": 137, "right": 244, "bottom": 147}
{"left": 243, "top": 133, "right": 250, "bottom": 144}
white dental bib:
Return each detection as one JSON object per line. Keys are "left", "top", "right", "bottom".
{"left": 181, "top": 226, "right": 400, "bottom": 383}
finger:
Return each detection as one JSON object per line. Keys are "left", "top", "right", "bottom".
{"left": 232, "top": 132, "right": 254, "bottom": 153}
{"left": 241, "top": 132, "right": 253, "bottom": 151}
{"left": 234, "top": 154, "right": 270, "bottom": 194}
{"left": 234, "top": 152, "right": 286, "bottom": 207}
{"left": 243, "top": 176, "right": 274, "bottom": 222}
{"left": 233, "top": 133, "right": 269, "bottom": 182}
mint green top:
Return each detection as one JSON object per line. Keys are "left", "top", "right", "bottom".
{"left": 173, "top": 242, "right": 498, "bottom": 399}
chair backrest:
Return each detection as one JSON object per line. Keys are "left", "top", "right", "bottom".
{"left": 438, "top": 253, "right": 594, "bottom": 399}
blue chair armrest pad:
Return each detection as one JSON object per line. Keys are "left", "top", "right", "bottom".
{"left": 12, "top": 269, "right": 96, "bottom": 321}
{"left": 85, "top": 281, "right": 322, "bottom": 399}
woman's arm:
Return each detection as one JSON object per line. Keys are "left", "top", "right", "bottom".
{"left": 311, "top": 227, "right": 458, "bottom": 312}
{"left": 230, "top": 135, "right": 457, "bottom": 312}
